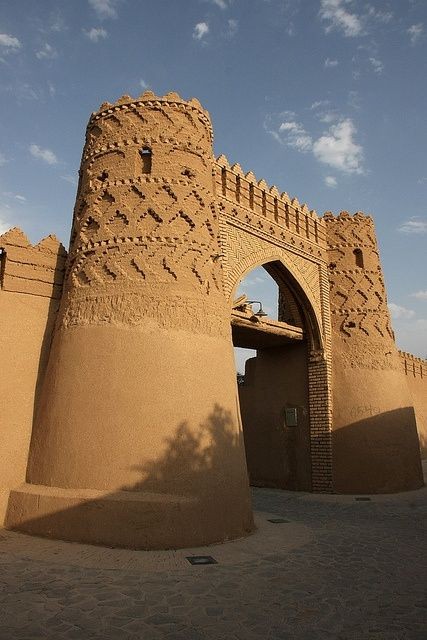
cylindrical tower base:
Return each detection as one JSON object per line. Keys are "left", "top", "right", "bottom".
{"left": 5, "top": 92, "right": 254, "bottom": 548}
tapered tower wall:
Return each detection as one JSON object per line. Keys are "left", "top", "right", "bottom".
{"left": 325, "top": 212, "right": 423, "bottom": 493}
{"left": 5, "top": 92, "right": 253, "bottom": 548}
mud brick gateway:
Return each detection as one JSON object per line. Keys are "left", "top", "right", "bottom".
{"left": 0, "top": 91, "right": 425, "bottom": 550}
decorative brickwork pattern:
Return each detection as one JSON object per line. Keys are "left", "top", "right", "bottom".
{"left": 325, "top": 211, "right": 397, "bottom": 370}
{"left": 308, "top": 352, "right": 333, "bottom": 492}
{"left": 219, "top": 212, "right": 324, "bottom": 330}
{"left": 59, "top": 92, "right": 227, "bottom": 336}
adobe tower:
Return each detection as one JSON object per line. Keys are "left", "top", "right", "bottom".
{"left": 6, "top": 92, "right": 254, "bottom": 548}
{"left": 325, "top": 212, "right": 423, "bottom": 493}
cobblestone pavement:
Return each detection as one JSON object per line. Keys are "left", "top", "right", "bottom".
{"left": 0, "top": 484, "right": 426, "bottom": 640}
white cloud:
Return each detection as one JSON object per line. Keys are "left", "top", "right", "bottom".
{"left": 49, "top": 12, "right": 67, "bottom": 32}
{"left": 84, "top": 27, "right": 108, "bottom": 42}
{"left": 268, "top": 112, "right": 364, "bottom": 174}
{"left": 324, "top": 57, "right": 338, "bottom": 67}
{"left": 0, "top": 152, "right": 6, "bottom": 166}
{"left": 241, "top": 276, "right": 266, "bottom": 287}
{"left": 227, "top": 19, "right": 238, "bottom": 36}
{"left": 139, "top": 78, "right": 148, "bottom": 90}
{"left": 369, "top": 57, "right": 383, "bottom": 74}
{"left": 366, "top": 7, "right": 393, "bottom": 24}
{"left": 279, "top": 121, "right": 313, "bottom": 151}
{"left": 319, "top": 0, "right": 363, "bottom": 37}
{"left": 9, "top": 82, "right": 41, "bottom": 101}
{"left": 319, "top": 111, "right": 339, "bottom": 123}
{"left": 279, "top": 121, "right": 299, "bottom": 131}
{"left": 2, "top": 191, "right": 26, "bottom": 202}
{"left": 388, "top": 303, "right": 415, "bottom": 320}
{"left": 88, "top": 0, "right": 119, "bottom": 19}
{"left": 398, "top": 218, "right": 427, "bottom": 234}
{"left": 410, "top": 291, "right": 427, "bottom": 300}
{"left": 29, "top": 144, "right": 58, "bottom": 165}
{"left": 407, "top": 23, "right": 424, "bottom": 45}
{"left": 325, "top": 176, "right": 337, "bottom": 188}
{"left": 0, "top": 33, "right": 21, "bottom": 49}
{"left": 193, "top": 22, "right": 209, "bottom": 40}
{"left": 313, "top": 119, "right": 363, "bottom": 174}
{"left": 211, "top": 0, "right": 228, "bottom": 8}
{"left": 311, "top": 100, "right": 330, "bottom": 110}
{"left": 348, "top": 90, "right": 361, "bottom": 110}
{"left": 36, "top": 43, "right": 57, "bottom": 59}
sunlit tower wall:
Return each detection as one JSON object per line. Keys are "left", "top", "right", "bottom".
{"left": 6, "top": 92, "right": 254, "bottom": 548}
{"left": 325, "top": 211, "right": 423, "bottom": 493}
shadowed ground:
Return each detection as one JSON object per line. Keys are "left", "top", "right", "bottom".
{"left": 0, "top": 463, "right": 426, "bottom": 640}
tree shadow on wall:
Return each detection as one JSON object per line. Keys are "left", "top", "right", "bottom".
{"left": 5, "top": 404, "right": 254, "bottom": 550}
{"left": 126, "top": 404, "right": 246, "bottom": 496}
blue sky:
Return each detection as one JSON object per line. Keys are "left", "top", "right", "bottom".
{"left": 0, "top": 0, "right": 426, "bottom": 358}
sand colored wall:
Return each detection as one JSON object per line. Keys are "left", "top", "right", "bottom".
{"left": 400, "top": 352, "right": 427, "bottom": 458}
{"left": 239, "top": 343, "right": 311, "bottom": 491}
{"left": 6, "top": 92, "right": 253, "bottom": 549}
{"left": 1, "top": 92, "right": 424, "bottom": 546}
{"left": 0, "top": 229, "right": 66, "bottom": 522}
{"left": 325, "top": 212, "right": 423, "bottom": 493}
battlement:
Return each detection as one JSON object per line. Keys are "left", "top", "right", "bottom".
{"left": 214, "top": 155, "right": 327, "bottom": 248}
{"left": 324, "top": 211, "right": 378, "bottom": 252}
{"left": 0, "top": 227, "right": 67, "bottom": 299}
{"left": 400, "top": 351, "right": 426, "bottom": 379}
{"left": 88, "top": 90, "right": 213, "bottom": 142}
{"left": 323, "top": 210, "right": 373, "bottom": 223}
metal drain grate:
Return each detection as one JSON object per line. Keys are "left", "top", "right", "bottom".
{"left": 186, "top": 555, "right": 218, "bottom": 565}
{"left": 355, "top": 497, "right": 371, "bottom": 501}
{"left": 267, "top": 518, "right": 291, "bottom": 523}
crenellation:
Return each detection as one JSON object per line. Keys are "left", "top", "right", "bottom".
{"left": 214, "top": 161, "right": 326, "bottom": 250}
{"left": 400, "top": 350, "right": 426, "bottom": 379}
{"left": 0, "top": 228, "right": 67, "bottom": 299}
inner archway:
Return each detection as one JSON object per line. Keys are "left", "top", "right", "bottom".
{"left": 231, "top": 260, "right": 323, "bottom": 492}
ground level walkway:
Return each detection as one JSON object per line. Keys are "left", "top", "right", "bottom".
{"left": 1, "top": 469, "right": 426, "bottom": 639}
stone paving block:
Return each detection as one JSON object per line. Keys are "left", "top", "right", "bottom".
{"left": 0, "top": 487, "right": 426, "bottom": 639}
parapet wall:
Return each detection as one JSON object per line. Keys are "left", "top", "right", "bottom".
{"left": 215, "top": 155, "right": 327, "bottom": 251}
{"left": 0, "top": 228, "right": 66, "bottom": 523}
{"left": 400, "top": 351, "right": 427, "bottom": 457}
{"left": 0, "top": 227, "right": 66, "bottom": 298}
{"left": 400, "top": 351, "right": 426, "bottom": 379}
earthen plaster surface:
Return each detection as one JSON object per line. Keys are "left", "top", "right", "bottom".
{"left": 1, "top": 91, "right": 425, "bottom": 550}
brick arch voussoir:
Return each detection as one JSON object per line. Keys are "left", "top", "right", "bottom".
{"left": 225, "top": 246, "right": 323, "bottom": 350}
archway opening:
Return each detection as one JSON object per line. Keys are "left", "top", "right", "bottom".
{"left": 232, "top": 261, "right": 316, "bottom": 492}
